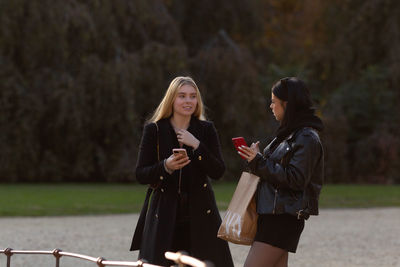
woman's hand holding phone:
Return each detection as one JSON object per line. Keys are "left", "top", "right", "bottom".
{"left": 238, "top": 142, "right": 260, "bottom": 162}
{"left": 232, "top": 137, "right": 260, "bottom": 162}
{"left": 165, "top": 148, "right": 190, "bottom": 171}
{"left": 232, "top": 137, "right": 248, "bottom": 159}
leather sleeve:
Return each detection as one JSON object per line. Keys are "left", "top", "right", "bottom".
{"left": 135, "top": 123, "right": 168, "bottom": 185}
{"left": 191, "top": 122, "right": 225, "bottom": 179}
{"left": 248, "top": 131, "right": 322, "bottom": 190}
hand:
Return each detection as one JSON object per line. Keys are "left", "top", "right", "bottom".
{"left": 165, "top": 153, "right": 191, "bottom": 171}
{"left": 238, "top": 141, "right": 260, "bottom": 162}
{"left": 176, "top": 129, "right": 200, "bottom": 149}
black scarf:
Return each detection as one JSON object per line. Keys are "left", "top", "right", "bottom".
{"left": 275, "top": 108, "right": 324, "bottom": 145}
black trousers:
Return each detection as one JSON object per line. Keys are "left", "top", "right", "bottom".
{"left": 172, "top": 220, "right": 191, "bottom": 253}
{"left": 172, "top": 192, "right": 191, "bottom": 253}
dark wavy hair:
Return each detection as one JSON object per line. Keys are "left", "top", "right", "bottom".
{"left": 271, "top": 77, "right": 314, "bottom": 128}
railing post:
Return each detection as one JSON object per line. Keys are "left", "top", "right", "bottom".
{"left": 1, "top": 248, "right": 206, "bottom": 267}
{"left": 4, "top": 247, "right": 13, "bottom": 267}
{"left": 96, "top": 257, "right": 105, "bottom": 267}
{"left": 176, "top": 251, "right": 185, "bottom": 267}
{"left": 52, "top": 248, "right": 62, "bottom": 267}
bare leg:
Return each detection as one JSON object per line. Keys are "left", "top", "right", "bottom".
{"left": 244, "top": 241, "right": 287, "bottom": 267}
{"left": 275, "top": 251, "right": 288, "bottom": 267}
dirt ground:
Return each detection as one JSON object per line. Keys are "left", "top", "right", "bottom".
{"left": 1, "top": 208, "right": 399, "bottom": 267}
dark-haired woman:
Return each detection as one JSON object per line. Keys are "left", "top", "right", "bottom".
{"left": 238, "top": 77, "right": 324, "bottom": 267}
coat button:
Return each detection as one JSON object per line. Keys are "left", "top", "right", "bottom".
{"left": 286, "top": 147, "right": 290, "bottom": 151}
{"left": 203, "top": 183, "right": 207, "bottom": 188}
{"left": 161, "top": 188, "right": 164, "bottom": 192}
{"left": 206, "top": 209, "right": 211, "bottom": 214}
{"left": 198, "top": 155, "right": 202, "bottom": 160}
{"left": 160, "top": 176, "right": 164, "bottom": 180}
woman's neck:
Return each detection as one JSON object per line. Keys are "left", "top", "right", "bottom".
{"left": 170, "top": 114, "right": 190, "bottom": 130}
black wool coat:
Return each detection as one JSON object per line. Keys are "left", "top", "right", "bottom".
{"left": 130, "top": 117, "right": 234, "bottom": 267}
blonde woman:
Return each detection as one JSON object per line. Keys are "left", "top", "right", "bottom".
{"left": 130, "top": 76, "right": 233, "bottom": 267}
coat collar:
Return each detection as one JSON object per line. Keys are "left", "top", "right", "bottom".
{"left": 156, "top": 116, "right": 202, "bottom": 149}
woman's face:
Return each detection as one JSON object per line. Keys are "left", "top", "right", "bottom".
{"left": 270, "top": 93, "right": 287, "bottom": 121}
{"left": 173, "top": 84, "right": 198, "bottom": 117}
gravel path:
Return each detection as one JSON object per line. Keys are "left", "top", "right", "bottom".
{"left": 1, "top": 208, "right": 399, "bottom": 267}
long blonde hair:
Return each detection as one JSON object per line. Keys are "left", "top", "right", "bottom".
{"left": 148, "top": 76, "right": 206, "bottom": 123}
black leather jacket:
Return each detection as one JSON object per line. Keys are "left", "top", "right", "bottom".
{"left": 248, "top": 127, "right": 324, "bottom": 220}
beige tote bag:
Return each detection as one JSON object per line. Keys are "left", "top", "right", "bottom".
{"left": 217, "top": 172, "right": 260, "bottom": 245}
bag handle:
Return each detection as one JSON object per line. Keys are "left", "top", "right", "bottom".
{"left": 155, "top": 122, "right": 160, "bottom": 161}
{"left": 149, "top": 122, "right": 161, "bottom": 190}
{"left": 130, "top": 121, "right": 161, "bottom": 250}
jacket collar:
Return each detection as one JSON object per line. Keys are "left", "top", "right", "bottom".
{"left": 157, "top": 116, "right": 201, "bottom": 148}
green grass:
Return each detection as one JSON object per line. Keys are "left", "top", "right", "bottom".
{"left": 0, "top": 184, "right": 148, "bottom": 216}
{"left": 213, "top": 183, "right": 400, "bottom": 210}
{"left": 0, "top": 183, "right": 399, "bottom": 216}
{"left": 318, "top": 184, "right": 400, "bottom": 208}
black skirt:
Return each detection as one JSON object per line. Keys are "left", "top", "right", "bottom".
{"left": 254, "top": 214, "right": 305, "bottom": 253}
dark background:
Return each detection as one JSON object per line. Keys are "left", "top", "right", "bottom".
{"left": 1, "top": 0, "right": 399, "bottom": 183}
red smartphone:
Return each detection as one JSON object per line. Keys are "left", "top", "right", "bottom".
{"left": 173, "top": 148, "right": 187, "bottom": 158}
{"left": 232, "top": 137, "right": 248, "bottom": 159}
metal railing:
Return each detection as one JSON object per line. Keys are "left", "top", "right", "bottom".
{"left": 0, "top": 248, "right": 210, "bottom": 267}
